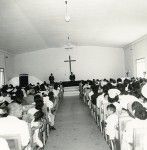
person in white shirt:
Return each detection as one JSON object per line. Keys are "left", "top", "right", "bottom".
{"left": 27, "top": 95, "right": 44, "bottom": 121}
{"left": 119, "top": 94, "right": 139, "bottom": 110}
{"left": 105, "top": 104, "right": 118, "bottom": 140}
{"left": 42, "top": 94, "right": 55, "bottom": 129}
{"left": 31, "top": 110, "right": 44, "bottom": 148}
{"left": 107, "top": 88, "right": 122, "bottom": 115}
{"left": 0, "top": 106, "right": 30, "bottom": 148}
{"left": 121, "top": 107, "right": 147, "bottom": 150}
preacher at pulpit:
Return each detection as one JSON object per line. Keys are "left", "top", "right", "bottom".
{"left": 69, "top": 72, "right": 75, "bottom": 81}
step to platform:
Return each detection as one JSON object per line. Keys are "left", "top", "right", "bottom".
{"left": 64, "top": 86, "right": 79, "bottom": 96}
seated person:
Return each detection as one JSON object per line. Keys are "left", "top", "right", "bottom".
{"left": 40, "top": 84, "right": 46, "bottom": 91}
{"left": 108, "top": 89, "right": 122, "bottom": 115}
{"left": 27, "top": 95, "right": 44, "bottom": 122}
{"left": 49, "top": 85, "right": 59, "bottom": 98}
{"left": 0, "top": 92, "right": 5, "bottom": 106}
{"left": 91, "top": 90, "right": 99, "bottom": 109}
{"left": 3, "top": 92, "right": 12, "bottom": 104}
{"left": 83, "top": 81, "right": 91, "bottom": 90}
{"left": 42, "top": 93, "right": 56, "bottom": 130}
{"left": 8, "top": 102, "right": 23, "bottom": 119}
{"left": 0, "top": 105, "right": 30, "bottom": 148}
{"left": 31, "top": 110, "right": 44, "bottom": 148}
{"left": 105, "top": 104, "right": 119, "bottom": 140}
{"left": 34, "top": 83, "right": 40, "bottom": 94}
{"left": 121, "top": 106, "right": 147, "bottom": 150}
{"left": 6, "top": 84, "right": 14, "bottom": 94}
{"left": 127, "top": 101, "right": 143, "bottom": 118}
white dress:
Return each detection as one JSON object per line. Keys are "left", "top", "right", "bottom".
{"left": 31, "top": 120, "right": 43, "bottom": 148}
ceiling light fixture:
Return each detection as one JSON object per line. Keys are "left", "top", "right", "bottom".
{"left": 65, "top": 0, "right": 70, "bottom": 22}
{"left": 65, "top": 34, "right": 74, "bottom": 50}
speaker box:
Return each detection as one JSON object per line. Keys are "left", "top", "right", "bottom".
{"left": 19, "top": 74, "right": 28, "bottom": 87}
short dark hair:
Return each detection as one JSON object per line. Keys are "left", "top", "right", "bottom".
{"left": 34, "top": 94, "right": 42, "bottom": 103}
{"left": 34, "top": 110, "right": 44, "bottom": 121}
{"left": 35, "top": 100, "right": 44, "bottom": 110}
{"left": 132, "top": 101, "right": 143, "bottom": 112}
{"left": 107, "top": 104, "right": 116, "bottom": 113}
{"left": 135, "top": 107, "right": 147, "bottom": 120}
{"left": 117, "top": 78, "right": 122, "bottom": 83}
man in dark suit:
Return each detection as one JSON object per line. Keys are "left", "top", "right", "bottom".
{"left": 69, "top": 72, "right": 75, "bottom": 81}
{"left": 49, "top": 73, "right": 55, "bottom": 85}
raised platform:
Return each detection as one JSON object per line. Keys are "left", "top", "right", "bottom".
{"left": 64, "top": 86, "right": 79, "bottom": 96}
{"left": 62, "top": 80, "right": 81, "bottom": 87}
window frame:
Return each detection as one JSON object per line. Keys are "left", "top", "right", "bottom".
{"left": 136, "top": 57, "right": 146, "bottom": 78}
{"left": 0, "top": 67, "right": 5, "bottom": 87}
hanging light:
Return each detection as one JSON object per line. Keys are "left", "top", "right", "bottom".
{"left": 65, "top": 1, "right": 70, "bottom": 22}
{"left": 64, "top": 34, "right": 74, "bottom": 50}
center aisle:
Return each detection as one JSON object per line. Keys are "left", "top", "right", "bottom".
{"left": 45, "top": 96, "right": 109, "bottom": 150}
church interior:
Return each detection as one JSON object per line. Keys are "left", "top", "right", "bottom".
{"left": 0, "top": 0, "right": 147, "bottom": 150}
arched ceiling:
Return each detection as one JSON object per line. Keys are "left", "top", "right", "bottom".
{"left": 0, "top": 0, "right": 147, "bottom": 53}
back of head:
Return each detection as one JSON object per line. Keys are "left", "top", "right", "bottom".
{"left": 132, "top": 101, "right": 143, "bottom": 112}
{"left": 34, "top": 95, "right": 44, "bottom": 110}
{"left": 48, "top": 91, "right": 54, "bottom": 98}
{"left": 35, "top": 101, "right": 44, "bottom": 110}
{"left": 40, "top": 84, "right": 46, "bottom": 91}
{"left": 107, "top": 104, "right": 116, "bottom": 113}
{"left": 34, "top": 110, "right": 44, "bottom": 121}
{"left": 34, "top": 94, "right": 42, "bottom": 103}
{"left": 8, "top": 102, "right": 23, "bottom": 118}
{"left": 134, "top": 107, "right": 147, "bottom": 120}
{"left": 54, "top": 83, "right": 58, "bottom": 90}
{"left": 117, "top": 78, "right": 122, "bottom": 83}
{"left": 108, "top": 95, "right": 119, "bottom": 103}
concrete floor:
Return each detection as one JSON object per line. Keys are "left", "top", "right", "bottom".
{"left": 45, "top": 96, "right": 110, "bottom": 150}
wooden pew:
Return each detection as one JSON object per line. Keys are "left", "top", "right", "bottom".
{"left": 118, "top": 115, "right": 132, "bottom": 150}
{"left": 0, "top": 134, "right": 22, "bottom": 150}
{"left": 133, "top": 128, "right": 147, "bottom": 150}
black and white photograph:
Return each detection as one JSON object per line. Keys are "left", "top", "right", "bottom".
{"left": 0, "top": 0, "right": 147, "bottom": 150}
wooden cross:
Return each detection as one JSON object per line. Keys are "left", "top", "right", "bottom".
{"left": 64, "top": 55, "right": 76, "bottom": 74}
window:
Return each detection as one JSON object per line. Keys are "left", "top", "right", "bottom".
{"left": 136, "top": 58, "right": 146, "bottom": 78}
{"left": 0, "top": 68, "right": 4, "bottom": 88}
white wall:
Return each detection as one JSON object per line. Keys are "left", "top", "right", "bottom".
{"left": 124, "top": 35, "right": 147, "bottom": 77}
{"left": 13, "top": 46, "right": 125, "bottom": 82}
{"left": 0, "top": 51, "right": 14, "bottom": 83}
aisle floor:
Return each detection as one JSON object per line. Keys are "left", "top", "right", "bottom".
{"left": 45, "top": 96, "right": 110, "bottom": 150}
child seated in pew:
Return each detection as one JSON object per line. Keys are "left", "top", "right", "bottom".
{"left": 108, "top": 89, "right": 122, "bottom": 115}
{"left": 105, "top": 104, "right": 119, "bottom": 140}
{"left": 31, "top": 110, "right": 44, "bottom": 149}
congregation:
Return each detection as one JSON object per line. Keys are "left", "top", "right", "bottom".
{"left": 0, "top": 79, "right": 64, "bottom": 150}
{"left": 80, "top": 77, "right": 147, "bottom": 150}
{"left": 1, "top": 76, "right": 147, "bottom": 150}
{"left": 1, "top": 1, "right": 147, "bottom": 150}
